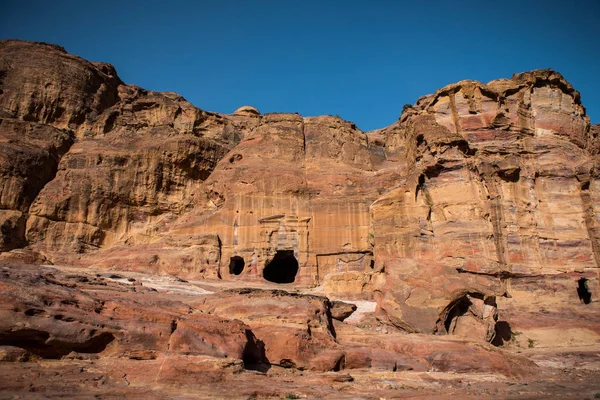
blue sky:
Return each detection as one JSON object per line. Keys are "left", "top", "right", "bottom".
{"left": 2, "top": 0, "right": 599, "bottom": 131}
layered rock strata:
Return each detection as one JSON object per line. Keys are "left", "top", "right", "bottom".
{"left": 0, "top": 39, "right": 598, "bottom": 354}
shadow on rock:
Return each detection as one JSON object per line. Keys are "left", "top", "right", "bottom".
{"left": 242, "top": 330, "right": 270, "bottom": 373}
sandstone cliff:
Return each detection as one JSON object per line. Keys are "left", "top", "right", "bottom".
{"left": 1, "top": 40, "right": 599, "bottom": 389}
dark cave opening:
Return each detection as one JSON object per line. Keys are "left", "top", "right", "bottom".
{"left": 242, "top": 330, "right": 270, "bottom": 372}
{"left": 498, "top": 168, "right": 520, "bottom": 183}
{"left": 332, "top": 354, "right": 346, "bottom": 371}
{"left": 491, "top": 321, "right": 513, "bottom": 347}
{"left": 263, "top": 250, "right": 298, "bottom": 284}
{"left": 581, "top": 181, "right": 590, "bottom": 191}
{"left": 415, "top": 173, "right": 425, "bottom": 201}
{"left": 577, "top": 278, "right": 592, "bottom": 304}
{"left": 229, "top": 256, "right": 245, "bottom": 276}
{"left": 443, "top": 295, "right": 473, "bottom": 333}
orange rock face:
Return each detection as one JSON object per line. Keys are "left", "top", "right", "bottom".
{"left": 1, "top": 39, "right": 600, "bottom": 397}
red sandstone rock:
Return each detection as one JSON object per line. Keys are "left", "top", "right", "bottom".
{"left": 0, "top": 41, "right": 121, "bottom": 133}
{"left": 0, "top": 263, "right": 261, "bottom": 365}
{"left": 330, "top": 300, "right": 357, "bottom": 321}
{"left": 197, "top": 288, "right": 343, "bottom": 371}
{"left": 0, "top": 39, "right": 599, "bottom": 398}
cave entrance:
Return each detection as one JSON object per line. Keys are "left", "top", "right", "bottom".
{"left": 263, "top": 250, "right": 298, "bottom": 284}
{"left": 443, "top": 295, "right": 473, "bottom": 333}
{"left": 229, "top": 256, "right": 245, "bottom": 276}
{"left": 577, "top": 278, "right": 592, "bottom": 304}
{"left": 491, "top": 321, "right": 513, "bottom": 347}
{"left": 437, "top": 293, "right": 498, "bottom": 342}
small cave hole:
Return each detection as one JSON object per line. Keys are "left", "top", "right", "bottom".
{"left": 0, "top": 329, "right": 114, "bottom": 359}
{"left": 577, "top": 278, "right": 592, "bottom": 304}
{"left": 498, "top": 168, "right": 520, "bottom": 183}
{"left": 332, "top": 355, "right": 346, "bottom": 372}
{"left": 439, "top": 292, "right": 487, "bottom": 335}
{"left": 263, "top": 250, "right": 299, "bottom": 284}
{"left": 24, "top": 308, "right": 46, "bottom": 317}
{"left": 242, "top": 330, "right": 270, "bottom": 372}
{"left": 457, "top": 141, "right": 477, "bottom": 156}
{"left": 491, "top": 321, "right": 513, "bottom": 347}
{"left": 229, "top": 154, "right": 243, "bottom": 163}
{"left": 229, "top": 256, "right": 245, "bottom": 276}
{"left": 444, "top": 295, "right": 473, "bottom": 333}
{"left": 424, "top": 164, "right": 444, "bottom": 179}
{"left": 415, "top": 173, "right": 426, "bottom": 201}
{"left": 418, "top": 173, "right": 425, "bottom": 187}
{"left": 75, "top": 332, "right": 115, "bottom": 354}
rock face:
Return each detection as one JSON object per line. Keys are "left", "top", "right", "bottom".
{"left": 371, "top": 70, "right": 599, "bottom": 340}
{"left": 0, "top": 262, "right": 267, "bottom": 369}
{"left": 4, "top": 262, "right": 591, "bottom": 399}
{"left": 0, "top": 118, "right": 74, "bottom": 251}
{"left": 1, "top": 40, "right": 600, "bottom": 397}
{"left": 0, "top": 41, "right": 121, "bottom": 132}
{"left": 0, "top": 263, "right": 535, "bottom": 374}
{"left": 0, "top": 40, "right": 260, "bottom": 264}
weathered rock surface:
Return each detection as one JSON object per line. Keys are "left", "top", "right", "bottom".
{"left": 0, "top": 262, "right": 597, "bottom": 399}
{"left": 370, "top": 70, "right": 600, "bottom": 339}
{"left": 1, "top": 39, "right": 600, "bottom": 398}
{"left": 330, "top": 300, "right": 358, "bottom": 321}
{"left": 0, "top": 39, "right": 260, "bottom": 262}
{"left": 0, "top": 263, "right": 263, "bottom": 363}
{"left": 197, "top": 288, "right": 343, "bottom": 371}
{"left": 0, "top": 118, "right": 74, "bottom": 250}
{"left": 0, "top": 41, "right": 121, "bottom": 133}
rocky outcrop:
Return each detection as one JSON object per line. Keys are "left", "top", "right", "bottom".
{"left": 0, "top": 118, "right": 74, "bottom": 250}
{"left": 0, "top": 41, "right": 121, "bottom": 133}
{"left": 370, "top": 70, "right": 599, "bottom": 339}
{"left": 9, "top": 262, "right": 597, "bottom": 398}
{"left": 0, "top": 40, "right": 260, "bottom": 260}
{"left": 590, "top": 123, "right": 600, "bottom": 155}
{"left": 197, "top": 289, "right": 343, "bottom": 371}
{"left": 0, "top": 40, "right": 599, "bottom": 381}
{"left": 0, "top": 263, "right": 264, "bottom": 363}
{"left": 164, "top": 112, "right": 394, "bottom": 289}
{"left": 233, "top": 105, "right": 261, "bottom": 117}
{"left": 0, "top": 262, "right": 535, "bottom": 377}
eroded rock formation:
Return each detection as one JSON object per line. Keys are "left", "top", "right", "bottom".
{"left": 1, "top": 39, "right": 599, "bottom": 397}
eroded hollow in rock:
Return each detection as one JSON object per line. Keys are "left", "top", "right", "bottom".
{"left": 443, "top": 295, "right": 474, "bottom": 333}
{"left": 263, "top": 250, "right": 298, "bottom": 284}
{"left": 437, "top": 293, "right": 498, "bottom": 342}
{"left": 229, "top": 256, "right": 245, "bottom": 276}
{"left": 491, "top": 321, "right": 513, "bottom": 347}
{"left": 498, "top": 168, "right": 520, "bottom": 183}
{"left": 0, "top": 328, "right": 115, "bottom": 359}
{"left": 577, "top": 278, "right": 592, "bottom": 304}
{"left": 242, "top": 330, "right": 270, "bottom": 372}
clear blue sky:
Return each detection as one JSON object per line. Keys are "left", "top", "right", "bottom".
{"left": 2, "top": 0, "right": 599, "bottom": 131}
